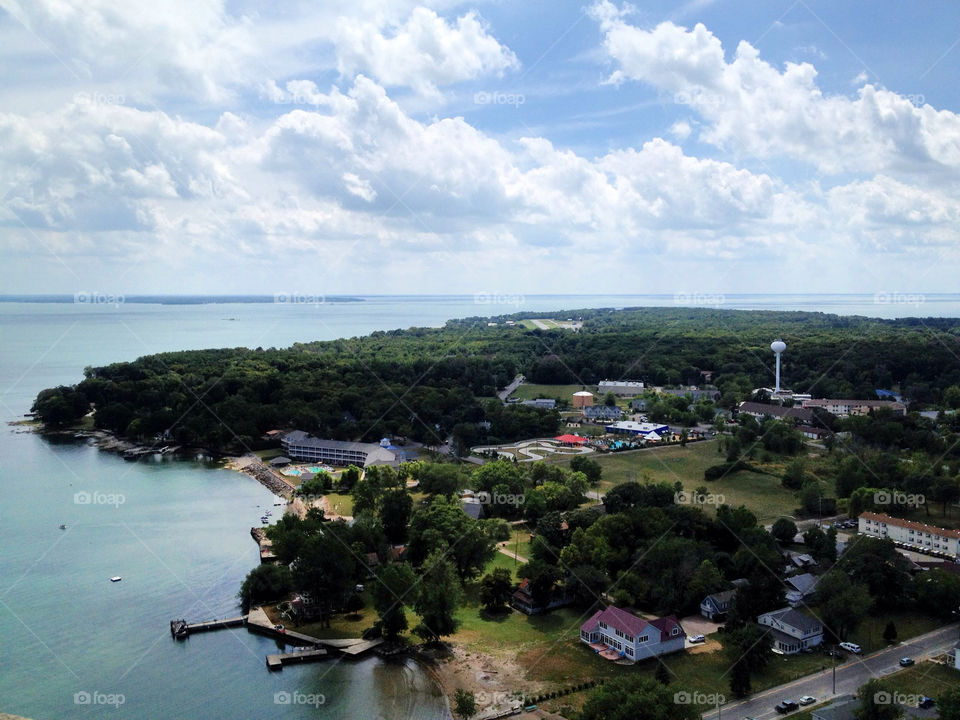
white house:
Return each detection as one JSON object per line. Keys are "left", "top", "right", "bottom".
{"left": 757, "top": 607, "right": 823, "bottom": 654}
{"left": 858, "top": 512, "right": 960, "bottom": 560}
{"left": 580, "top": 606, "right": 685, "bottom": 662}
{"left": 784, "top": 573, "right": 819, "bottom": 607}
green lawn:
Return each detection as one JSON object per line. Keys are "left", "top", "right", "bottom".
{"left": 255, "top": 448, "right": 284, "bottom": 459}
{"left": 884, "top": 661, "right": 960, "bottom": 701}
{"left": 323, "top": 492, "right": 354, "bottom": 516}
{"left": 561, "top": 440, "right": 801, "bottom": 523}
{"left": 844, "top": 611, "right": 943, "bottom": 656}
{"left": 510, "top": 383, "right": 595, "bottom": 402}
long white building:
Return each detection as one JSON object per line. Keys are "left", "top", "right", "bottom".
{"left": 281, "top": 431, "right": 400, "bottom": 468}
{"left": 858, "top": 511, "right": 960, "bottom": 559}
{"left": 598, "top": 380, "right": 645, "bottom": 396}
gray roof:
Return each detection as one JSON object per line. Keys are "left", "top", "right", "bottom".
{"left": 269, "top": 456, "right": 292, "bottom": 466}
{"left": 738, "top": 402, "right": 814, "bottom": 422}
{"left": 705, "top": 589, "right": 737, "bottom": 605}
{"left": 283, "top": 430, "right": 378, "bottom": 453}
{"left": 583, "top": 405, "right": 623, "bottom": 419}
{"left": 761, "top": 607, "right": 823, "bottom": 634}
{"left": 462, "top": 499, "right": 485, "bottom": 520}
{"left": 786, "top": 573, "right": 818, "bottom": 595}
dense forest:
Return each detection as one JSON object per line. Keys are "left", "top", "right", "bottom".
{"left": 31, "top": 306, "right": 960, "bottom": 452}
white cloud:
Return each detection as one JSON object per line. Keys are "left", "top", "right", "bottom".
{"left": 591, "top": 2, "right": 960, "bottom": 178}
{"left": 335, "top": 7, "right": 519, "bottom": 95}
{"left": 668, "top": 120, "right": 692, "bottom": 141}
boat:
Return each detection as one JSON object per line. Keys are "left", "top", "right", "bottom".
{"left": 59, "top": 524, "right": 67, "bottom": 530}
{"left": 110, "top": 576, "right": 122, "bottom": 582}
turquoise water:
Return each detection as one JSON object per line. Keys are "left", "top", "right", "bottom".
{"left": 2, "top": 294, "right": 959, "bottom": 719}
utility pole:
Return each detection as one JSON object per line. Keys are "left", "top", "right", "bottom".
{"left": 832, "top": 645, "right": 836, "bottom": 695}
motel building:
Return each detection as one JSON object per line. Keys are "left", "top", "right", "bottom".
{"left": 858, "top": 511, "right": 960, "bottom": 560}
{"left": 580, "top": 606, "right": 685, "bottom": 663}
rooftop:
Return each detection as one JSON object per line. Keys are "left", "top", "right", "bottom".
{"left": 860, "top": 511, "right": 960, "bottom": 539}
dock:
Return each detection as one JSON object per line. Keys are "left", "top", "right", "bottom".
{"left": 170, "top": 616, "right": 246, "bottom": 639}
{"left": 266, "top": 647, "right": 328, "bottom": 670}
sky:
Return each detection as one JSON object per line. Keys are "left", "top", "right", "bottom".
{"left": 1, "top": 0, "right": 959, "bottom": 297}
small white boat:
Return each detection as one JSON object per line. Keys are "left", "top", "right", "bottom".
{"left": 110, "top": 576, "right": 122, "bottom": 582}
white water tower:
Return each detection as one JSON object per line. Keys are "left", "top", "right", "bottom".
{"left": 771, "top": 339, "right": 787, "bottom": 394}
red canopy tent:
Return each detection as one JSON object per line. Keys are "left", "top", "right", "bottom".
{"left": 554, "top": 434, "right": 588, "bottom": 445}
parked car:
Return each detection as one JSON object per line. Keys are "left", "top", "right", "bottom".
{"left": 775, "top": 700, "right": 799, "bottom": 714}
{"left": 919, "top": 697, "right": 935, "bottom": 709}
{"left": 798, "top": 696, "right": 816, "bottom": 706}
{"left": 839, "top": 641, "right": 862, "bottom": 654}
{"left": 688, "top": 635, "right": 706, "bottom": 644}
{"left": 899, "top": 657, "right": 915, "bottom": 667}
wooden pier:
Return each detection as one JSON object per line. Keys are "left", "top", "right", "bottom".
{"left": 170, "top": 616, "right": 246, "bottom": 639}
{"left": 266, "top": 647, "right": 328, "bottom": 670}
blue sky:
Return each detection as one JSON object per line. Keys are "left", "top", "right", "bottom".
{"left": 1, "top": 0, "right": 959, "bottom": 296}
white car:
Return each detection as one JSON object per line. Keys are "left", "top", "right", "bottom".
{"left": 839, "top": 641, "right": 862, "bottom": 654}
{"left": 798, "top": 696, "right": 816, "bottom": 706}
{"left": 687, "top": 634, "right": 705, "bottom": 643}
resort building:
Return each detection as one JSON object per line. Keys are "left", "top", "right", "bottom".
{"left": 281, "top": 431, "right": 402, "bottom": 468}
{"left": 801, "top": 398, "right": 906, "bottom": 417}
{"left": 858, "top": 512, "right": 960, "bottom": 559}
{"left": 598, "top": 380, "right": 645, "bottom": 396}
{"left": 604, "top": 421, "right": 670, "bottom": 438}
{"left": 580, "top": 606, "right": 685, "bottom": 662}
{"left": 757, "top": 607, "right": 823, "bottom": 654}
{"left": 737, "top": 401, "right": 814, "bottom": 423}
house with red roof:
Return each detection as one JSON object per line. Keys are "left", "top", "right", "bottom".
{"left": 580, "top": 606, "right": 685, "bottom": 662}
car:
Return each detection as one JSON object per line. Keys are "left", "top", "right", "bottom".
{"left": 839, "top": 641, "right": 862, "bottom": 654}
{"left": 899, "top": 657, "right": 915, "bottom": 666}
{"left": 687, "top": 634, "right": 705, "bottom": 643}
{"left": 798, "top": 696, "right": 816, "bottom": 706}
{"left": 919, "top": 697, "right": 935, "bottom": 709}
{"left": 775, "top": 700, "right": 799, "bottom": 714}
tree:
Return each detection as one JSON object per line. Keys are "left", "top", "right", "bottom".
{"left": 725, "top": 625, "right": 773, "bottom": 698}
{"left": 518, "top": 559, "right": 561, "bottom": 609}
{"left": 339, "top": 465, "right": 361, "bottom": 492}
{"left": 454, "top": 689, "right": 477, "bottom": 720}
{"left": 379, "top": 488, "right": 413, "bottom": 544}
{"left": 238, "top": 563, "right": 294, "bottom": 613}
{"left": 817, "top": 570, "right": 872, "bottom": 642}
{"left": 853, "top": 679, "right": 904, "bottom": 720}
{"left": 654, "top": 661, "right": 671, "bottom": 686}
{"left": 479, "top": 568, "right": 513, "bottom": 612}
{"left": 570, "top": 455, "right": 602, "bottom": 484}
{"left": 407, "top": 496, "right": 495, "bottom": 581}
{"left": 413, "top": 552, "right": 461, "bottom": 643}
{"left": 882, "top": 620, "right": 897, "bottom": 644}
{"left": 684, "top": 559, "right": 726, "bottom": 611}
{"left": 835, "top": 537, "right": 912, "bottom": 608}
{"left": 372, "top": 562, "right": 416, "bottom": 641}
{"left": 603, "top": 391, "right": 617, "bottom": 407}
{"left": 937, "top": 685, "right": 960, "bottom": 720}
{"left": 913, "top": 567, "right": 960, "bottom": 618}
{"left": 771, "top": 517, "right": 798, "bottom": 544}
{"left": 782, "top": 458, "right": 806, "bottom": 490}
{"left": 579, "top": 675, "right": 698, "bottom": 720}
{"left": 291, "top": 520, "right": 359, "bottom": 626}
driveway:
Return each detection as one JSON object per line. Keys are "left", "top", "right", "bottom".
{"left": 701, "top": 623, "right": 960, "bottom": 720}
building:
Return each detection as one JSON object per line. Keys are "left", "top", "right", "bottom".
{"left": 858, "top": 512, "right": 960, "bottom": 559}
{"left": 521, "top": 398, "right": 557, "bottom": 410}
{"left": 580, "top": 606, "right": 685, "bottom": 662}
{"left": 554, "top": 434, "right": 588, "bottom": 446}
{"left": 659, "top": 387, "right": 721, "bottom": 402}
{"left": 629, "top": 397, "right": 647, "bottom": 412}
{"left": 461, "top": 497, "right": 485, "bottom": 520}
{"left": 757, "top": 607, "right": 823, "bottom": 654}
{"left": 797, "top": 425, "right": 830, "bottom": 440}
{"left": 572, "top": 390, "right": 594, "bottom": 409}
{"left": 269, "top": 456, "right": 291, "bottom": 467}
{"left": 511, "top": 578, "right": 573, "bottom": 615}
{"left": 784, "top": 573, "right": 818, "bottom": 607}
{"left": 281, "top": 431, "right": 400, "bottom": 468}
{"left": 801, "top": 398, "right": 906, "bottom": 417}
{"left": 700, "top": 589, "right": 736, "bottom": 620}
{"left": 737, "top": 401, "right": 814, "bottom": 423}
{"left": 583, "top": 405, "right": 623, "bottom": 422}
{"left": 605, "top": 420, "right": 670, "bottom": 437}
{"left": 598, "top": 380, "right": 645, "bottom": 396}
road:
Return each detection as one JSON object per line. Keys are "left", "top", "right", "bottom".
{"left": 701, "top": 623, "right": 959, "bottom": 720}
{"left": 498, "top": 374, "right": 525, "bottom": 402}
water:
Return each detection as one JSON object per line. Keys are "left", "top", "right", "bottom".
{"left": 2, "top": 294, "right": 959, "bottom": 719}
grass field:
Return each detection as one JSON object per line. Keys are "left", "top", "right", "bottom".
{"left": 510, "top": 383, "right": 594, "bottom": 402}
{"left": 562, "top": 440, "right": 802, "bottom": 523}
{"left": 884, "top": 661, "right": 960, "bottom": 701}
{"left": 323, "top": 492, "right": 354, "bottom": 516}
{"left": 844, "top": 611, "right": 943, "bottom": 656}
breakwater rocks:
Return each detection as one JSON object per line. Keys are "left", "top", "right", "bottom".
{"left": 240, "top": 458, "right": 294, "bottom": 498}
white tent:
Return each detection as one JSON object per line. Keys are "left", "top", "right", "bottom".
{"left": 644, "top": 431, "right": 661, "bottom": 441}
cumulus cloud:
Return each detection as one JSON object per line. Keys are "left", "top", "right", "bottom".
{"left": 590, "top": 1, "right": 960, "bottom": 177}
{"left": 335, "top": 7, "right": 519, "bottom": 94}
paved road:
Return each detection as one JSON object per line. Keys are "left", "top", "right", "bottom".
{"left": 701, "top": 623, "right": 960, "bottom": 720}
{"left": 498, "top": 374, "right": 525, "bottom": 402}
